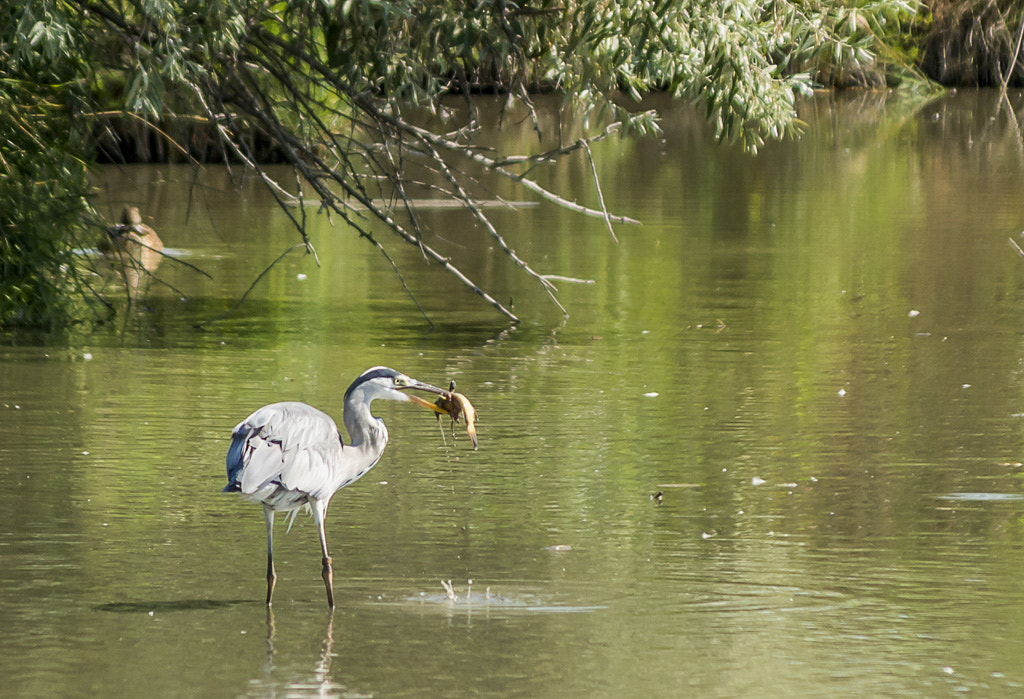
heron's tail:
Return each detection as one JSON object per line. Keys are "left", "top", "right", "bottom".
{"left": 284, "top": 505, "right": 310, "bottom": 533}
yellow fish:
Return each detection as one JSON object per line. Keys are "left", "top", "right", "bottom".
{"left": 428, "top": 381, "right": 478, "bottom": 450}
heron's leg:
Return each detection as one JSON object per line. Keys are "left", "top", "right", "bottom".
{"left": 263, "top": 505, "right": 277, "bottom": 606}
{"left": 313, "top": 500, "right": 334, "bottom": 608}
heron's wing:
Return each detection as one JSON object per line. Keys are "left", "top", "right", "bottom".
{"left": 225, "top": 402, "right": 344, "bottom": 501}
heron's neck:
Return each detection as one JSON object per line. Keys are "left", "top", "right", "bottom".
{"left": 342, "top": 399, "right": 389, "bottom": 460}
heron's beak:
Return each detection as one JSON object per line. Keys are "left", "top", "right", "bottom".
{"left": 406, "top": 393, "right": 449, "bottom": 413}
{"left": 400, "top": 381, "right": 449, "bottom": 414}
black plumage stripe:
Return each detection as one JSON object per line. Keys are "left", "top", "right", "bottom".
{"left": 343, "top": 366, "right": 399, "bottom": 402}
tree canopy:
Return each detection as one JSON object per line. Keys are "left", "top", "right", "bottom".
{"left": 1, "top": 0, "right": 919, "bottom": 327}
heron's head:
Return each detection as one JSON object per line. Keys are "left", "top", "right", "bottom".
{"left": 344, "top": 366, "right": 448, "bottom": 410}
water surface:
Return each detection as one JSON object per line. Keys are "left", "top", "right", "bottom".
{"left": 4, "top": 91, "right": 1024, "bottom": 696}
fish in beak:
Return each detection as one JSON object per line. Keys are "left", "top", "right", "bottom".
{"left": 402, "top": 379, "right": 479, "bottom": 450}
{"left": 433, "top": 380, "right": 478, "bottom": 450}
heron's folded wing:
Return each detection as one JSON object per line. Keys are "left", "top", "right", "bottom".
{"left": 229, "top": 403, "right": 344, "bottom": 500}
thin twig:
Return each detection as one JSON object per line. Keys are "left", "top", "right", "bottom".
{"left": 413, "top": 134, "right": 567, "bottom": 314}
{"left": 542, "top": 274, "right": 595, "bottom": 284}
{"left": 1000, "top": 10, "right": 1024, "bottom": 103}
{"left": 1009, "top": 236, "right": 1024, "bottom": 259}
{"left": 399, "top": 117, "right": 642, "bottom": 225}
{"left": 201, "top": 243, "right": 310, "bottom": 324}
{"left": 226, "top": 53, "right": 519, "bottom": 321}
{"left": 84, "top": 110, "right": 201, "bottom": 166}
{"left": 580, "top": 139, "right": 618, "bottom": 243}
{"left": 126, "top": 239, "right": 214, "bottom": 279}
{"left": 344, "top": 219, "right": 435, "bottom": 329}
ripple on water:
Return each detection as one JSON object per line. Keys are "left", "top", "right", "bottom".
{"left": 935, "top": 492, "right": 1024, "bottom": 502}
{"left": 364, "top": 585, "right": 608, "bottom": 615}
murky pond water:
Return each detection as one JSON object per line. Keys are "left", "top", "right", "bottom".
{"left": 5, "top": 92, "right": 1024, "bottom": 696}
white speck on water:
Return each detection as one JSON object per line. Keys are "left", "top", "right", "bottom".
{"left": 942, "top": 666, "right": 954, "bottom": 675}
{"left": 908, "top": 309, "right": 920, "bottom": 318}
{"left": 83, "top": 353, "right": 93, "bottom": 360}
{"left": 751, "top": 477, "right": 767, "bottom": 486}
{"left": 297, "top": 273, "right": 307, "bottom": 280}
{"left": 837, "top": 388, "right": 847, "bottom": 397}
{"left": 82, "top": 451, "right": 89, "bottom": 456}
{"left": 961, "top": 384, "right": 971, "bottom": 389}
{"left": 643, "top": 392, "right": 659, "bottom": 398}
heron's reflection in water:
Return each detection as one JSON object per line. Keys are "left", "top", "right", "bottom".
{"left": 263, "top": 608, "right": 340, "bottom": 697}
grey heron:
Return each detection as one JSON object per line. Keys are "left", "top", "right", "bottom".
{"left": 224, "top": 367, "right": 449, "bottom": 607}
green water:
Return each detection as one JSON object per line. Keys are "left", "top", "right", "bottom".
{"left": 4, "top": 92, "right": 1024, "bottom": 696}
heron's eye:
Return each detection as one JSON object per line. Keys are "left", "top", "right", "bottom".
{"left": 394, "top": 377, "right": 408, "bottom": 387}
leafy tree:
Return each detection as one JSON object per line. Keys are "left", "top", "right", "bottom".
{"left": 1, "top": 0, "right": 918, "bottom": 327}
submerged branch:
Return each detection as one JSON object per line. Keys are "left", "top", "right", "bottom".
{"left": 395, "top": 115, "right": 643, "bottom": 226}
{"left": 339, "top": 216, "right": 436, "bottom": 329}
{"left": 413, "top": 135, "right": 566, "bottom": 314}
{"left": 201, "top": 243, "right": 311, "bottom": 325}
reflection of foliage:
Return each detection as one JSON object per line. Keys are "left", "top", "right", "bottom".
{"left": 2, "top": 0, "right": 920, "bottom": 327}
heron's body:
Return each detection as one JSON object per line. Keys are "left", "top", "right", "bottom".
{"left": 225, "top": 401, "right": 384, "bottom": 509}
{"left": 223, "top": 367, "right": 447, "bottom": 607}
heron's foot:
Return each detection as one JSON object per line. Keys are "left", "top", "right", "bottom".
{"left": 321, "top": 556, "right": 335, "bottom": 608}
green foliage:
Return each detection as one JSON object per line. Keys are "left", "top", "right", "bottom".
{"left": 0, "top": 1, "right": 99, "bottom": 327}
{"left": 0, "top": 0, "right": 923, "bottom": 327}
